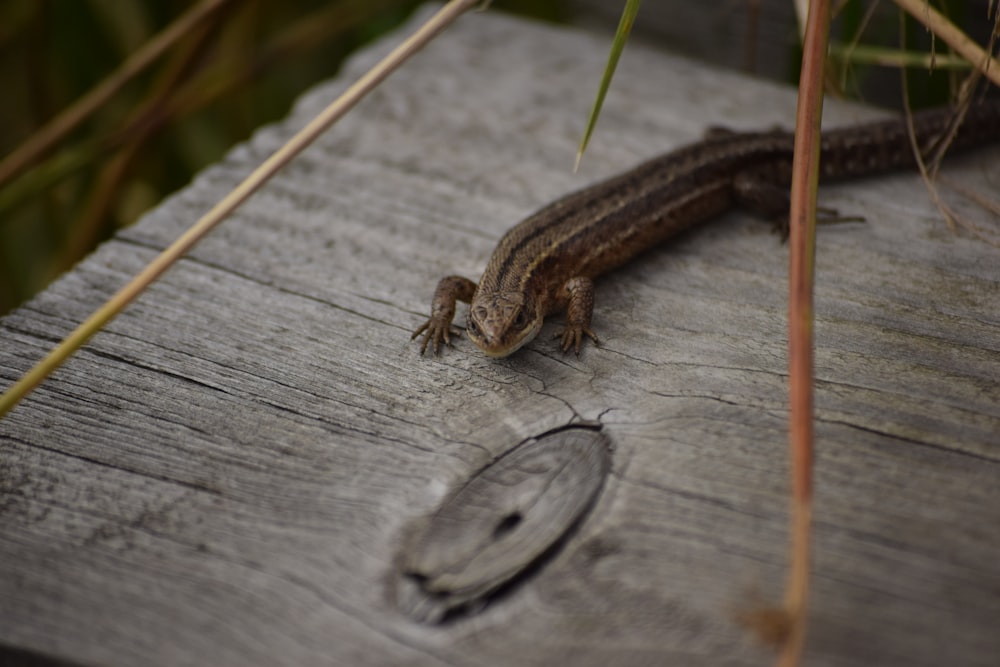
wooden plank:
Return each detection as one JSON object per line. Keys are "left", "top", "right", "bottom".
{"left": 2, "top": 7, "right": 999, "bottom": 666}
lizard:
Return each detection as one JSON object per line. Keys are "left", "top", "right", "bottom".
{"left": 412, "top": 101, "right": 1000, "bottom": 358}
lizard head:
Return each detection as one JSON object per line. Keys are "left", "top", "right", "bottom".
{"left": 466, "top": 291, "right": 542, "bottom": 358}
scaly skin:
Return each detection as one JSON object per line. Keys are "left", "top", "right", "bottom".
{"left": 412, "top": 101, "right": 1000, "bottom": 358}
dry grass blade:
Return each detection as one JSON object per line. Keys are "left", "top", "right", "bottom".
{"left": 0, "top": 0, "right": 485, "bottom": 420}
{"left": 937, "top": 174, "right": 1000, "bottom": 245}
{"left": 776, "top": 0, "right": 834, "bottom": 665}
{"left": 892, "top": 0, "right": 1000, "bottom": 86}
{"left": 897, "top": 4, "right": 1000, "bottom": 243}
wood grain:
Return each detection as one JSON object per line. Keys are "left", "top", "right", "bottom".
{"left": 1, "top": 7, "right": 999, "bottom": 667}
{"left": 398, "top": 424, "right": 611, "bottom": 623}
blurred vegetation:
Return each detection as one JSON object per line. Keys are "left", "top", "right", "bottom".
{"left": 824, "top": 1, "right": 989, "bottom": 106}
{"left": 0, "top": 0, "right": 570, "bottom": 315}
{"left": 0, "top": 0, "right": 986, "bottom": 316}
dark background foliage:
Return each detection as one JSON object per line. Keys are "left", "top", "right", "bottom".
{"left": 0, "top": 0, "right": 977, "bottom": 315}
{"left": 0, "top": 0, "right": 570, "bottom": 315}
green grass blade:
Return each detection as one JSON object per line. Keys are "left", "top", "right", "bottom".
{"left": 575, "top": 0, "right": 641, "bottom": 171}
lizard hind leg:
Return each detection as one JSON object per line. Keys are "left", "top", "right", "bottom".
{"left": 732, "top": 171, "right": 864, "bottom": 241}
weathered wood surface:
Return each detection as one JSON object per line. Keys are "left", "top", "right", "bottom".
{"left": 2, "top": 6, "right": 1000, "bottom": 667}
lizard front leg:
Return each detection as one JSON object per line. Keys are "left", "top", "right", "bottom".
{"left": 411, "top": 276, "right": 477, "bottom": 355}
{"left": 553, "top": 276, "right": 599, "bottom": 355}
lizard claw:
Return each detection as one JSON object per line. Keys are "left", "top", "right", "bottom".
{"left": 411, "top": 319, "right": 456, "bottom": 355}
{"left": 553, "top": 325, "right": 599, "bottom": 355}
{"left": 412, "top": 275, "right": 475, "bottom": 356}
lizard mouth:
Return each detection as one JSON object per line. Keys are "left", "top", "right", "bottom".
{"left": 472, "top": 321, "right": 542, "bottom": 358}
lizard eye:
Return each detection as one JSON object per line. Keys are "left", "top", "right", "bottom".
{"left": 467, "top": 320, "right": 479, "bottom": 337}
{"left": 512, "top": 310, "right": 528, "bottom": 330}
